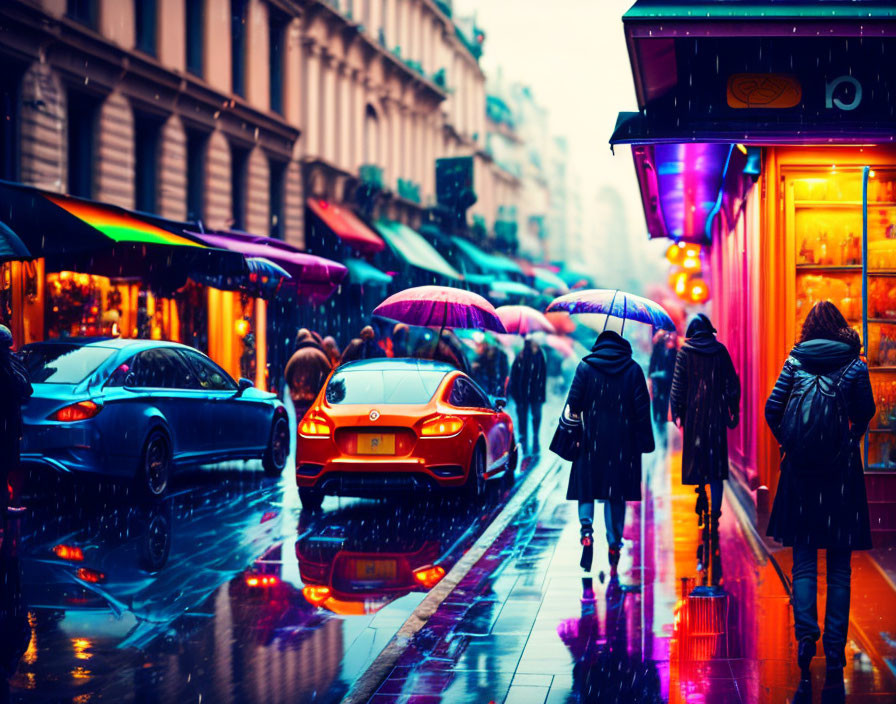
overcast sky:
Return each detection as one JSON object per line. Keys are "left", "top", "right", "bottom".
{"left": 454, "top": 0, "right": 665, "bottom": 277}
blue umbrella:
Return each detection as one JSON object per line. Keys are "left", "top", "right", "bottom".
{"left": 0, "top": 219, "right": 32, "bottom": 261}
{"left": 545, "top": 288, "right": 676, "bottom": 333}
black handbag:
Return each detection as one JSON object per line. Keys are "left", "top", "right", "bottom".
{"left": 550, "top": 407, "right": 582, "bottom": 462}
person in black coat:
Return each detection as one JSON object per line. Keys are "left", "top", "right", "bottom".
{"left": 648, "top": 330, "right": 677, "bottom": 431}
{"left": 509, "top": 338, "right": 547, "bottom": 454}
{"left": 670, "top": 314, "right": 740, "bottom": 584}
{"left": 564, "top": 330, "right": 654, "bottom": 573}
{"left": 0, "top": 326, "right": 31, "bottom": 517}
{"left": 764, "top": 301, "right": 875, "bottom": 699}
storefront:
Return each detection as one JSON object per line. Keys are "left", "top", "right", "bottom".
{"left": 613, "top": 2, "right": 896, "bottom": 538}
{"left": 0, "top": 183, "right": 344, "bottom": 392}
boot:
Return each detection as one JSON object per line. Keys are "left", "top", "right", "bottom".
{"left": 695, "top": 486, "right": 708, "bottom": 522}
{"left": 797, "top": 637, "right": 816, "bottom": 677}
{"left": 608, "top": 545, "right": 620, "bottom": 577}
{"left": 580, "top": 524, "right": 594, "bottom": 572}
{"left": 709, "top": 511, "right": 723, "bottom": 587}
{"left": 821, "top": 665, "right": 845, "bottom": 704}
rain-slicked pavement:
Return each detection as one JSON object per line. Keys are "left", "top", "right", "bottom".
{"left": 3, "top": 420, "right": 896, "bottom": 703}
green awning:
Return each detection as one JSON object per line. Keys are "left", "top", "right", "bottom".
{"left": 375, "top": 221, "right": 462, "bottom": 280}
{"left": 344, "top": 257, "right": 392, "bottom": 286}
{"left": 451, "top": 236, "right": 524, "bottom": 277}
{"left": 489, "top": 280, "right": 541, "bottom": 301}
{"left": 623, "top": 1, "right": 896, "bottom": 19}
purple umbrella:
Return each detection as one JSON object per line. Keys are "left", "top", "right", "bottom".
{"left": 374, "top": 285, "right": 507, "bottom": 333}
{"left": 546, "top": 288, "right": 676, "bottom": 334}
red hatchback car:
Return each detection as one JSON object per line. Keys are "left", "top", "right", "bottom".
{"left": 295, "top": 358, "right": 517, "bottom": 509}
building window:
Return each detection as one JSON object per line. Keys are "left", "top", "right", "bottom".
{"left": 186, "top": 0, "right": 204, "bottom": 77}
{"left": 269, "top": 159, "right": 285, "bottom": 239}
{"left": 0, "top": 69, "right": 21, "bottom": 182}
{"left": 230, "top": 143, "right": 249, "bottom": 230}
{"left": 134, "top": 114, "right": 161, "bottom": 214}
{"left": 269, "top": 13, "right": 286, "bottom": 115}
{"left": 67, "top": 91, "right": 98, "bottom": 198}
{"left": 67, "top": 0, "right": 98, "bottom": 27}
{"left": 364, "top": 105, "right": 379, "bottom": 165}
{"left": 186, "top": 129, "right": 207, "bottom": 222}
{"left": 231, "top": 0, "right": 248, "bottom": 97}
{"left": 135, "top": 0, "right": 158, "bottom": 56}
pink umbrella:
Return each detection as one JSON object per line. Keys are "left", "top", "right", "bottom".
{"left": 373, "top": 285, "right": 507, "bottom": 333}
{"left": 496, "top": 305, "right": 556, "bottom": 336}
{"left": 544, "top": 334, "right": 575, "bottom": 358}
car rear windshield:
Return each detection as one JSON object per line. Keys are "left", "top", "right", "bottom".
{"left": 21, "top": 344, "right": 116, "bottom": 384}
{"left": 325, "top": 369, "right": 447, "bottom": 405}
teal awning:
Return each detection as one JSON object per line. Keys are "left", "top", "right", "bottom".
{"left": 375, "top": 221, "right": 462, "bottom": 280}
{"left": 344, "top": 257, "right": 392, "bottom": 286}
{"left": 489, "top": 280, "right": 541, "bottom": 301}
{"left": 623, "top": 1, "right": 896, "bottom": 20}
{"left": 451, "top": 236, "right": 524, "bottom": 277}
{"left": 532, "top": 267, "right": 569, "bottom": 294}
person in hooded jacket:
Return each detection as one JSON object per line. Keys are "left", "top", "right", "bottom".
{"left": 509, "top": 338, "right": 548, "bottom": 454}
{"left": 648, "top": 329, "right": 678, "bottom": 432}
{"left": 565, "top": 330, "right": 654, "bottom": 574}
{"left": 764, "top": 301, "right": 875, "bottom": 701}
{"left": 284, "top": 329, "right": 333, "bottom": 421}
{"left": 0, "top": 326, "right": 31, "bottom": 516}
{"left": 670, "top": 314, "right": 740, "bottom": 584}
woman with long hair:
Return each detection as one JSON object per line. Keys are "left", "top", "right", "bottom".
{"left": 765, "top": 301, "right": 876, "bottom": 702}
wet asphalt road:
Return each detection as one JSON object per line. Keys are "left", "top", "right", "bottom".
{"left": 3, "top": 447, "right": 546, "bottom": 704}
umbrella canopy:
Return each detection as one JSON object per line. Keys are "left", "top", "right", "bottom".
{"left": 544, "top": 311, "right": 577, "bottom": 335}
{"left": 532, "top": 267, "right": 570, "bottom": 295}
{"left": 544, "top": 334, "right": 576, "bottom": 359}
{"left": 546, "top": 288, "right": 676, "bottom": 333}
{"left": 374, "top": 285, "right": 507, "bottom": 333}
{"left": 190, "top": 230, "right": 347, "bottom": 302}
{"left": 0, "top": 220, "right": 31, "bottom": 261}
{"left": 496, "top": 305, "right": 556, "bottom": 336}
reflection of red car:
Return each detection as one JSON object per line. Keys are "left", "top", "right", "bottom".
{"left": 295, "top": 359, "right": 517, "bottom": 509}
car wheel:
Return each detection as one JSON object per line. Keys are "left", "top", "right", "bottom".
{"left": 464, "top": 442, "right": 487, "bottom": 499}
{"left": 263, "top": 414, "right": 290, "bottom": 477}
{"left": 139, "top": 429, "right": 171, "bottom": 498}
{"left": 299, "top": 487, "right": 324, "bottom": 511}
{"left": 139, "top": 505, "right": 172, "bottom": 573}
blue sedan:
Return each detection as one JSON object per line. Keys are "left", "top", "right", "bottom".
{"left": 20, "top": 338, "right": 290, "bottom": 496}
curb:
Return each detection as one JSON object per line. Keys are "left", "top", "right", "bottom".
{"left": 340, "top": 455, "right": 562, "bottom": 704}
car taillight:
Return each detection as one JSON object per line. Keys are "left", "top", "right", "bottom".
{"left": 53, "top": 544, "right": 84, "bottom": 562}
{"left": 76, "top": 568, "right": 104, "bottom": 584}
{"left": 245, "top": 573, "right": 279, "bottom": 588}
{"left": 50, "top": 401, "right": 101, "bottom": 422}
{"left": 299, "top": 412, "right": 331, "bottom": 437}
{"left": 302, "top": 585, "right": 331, "bottom": 606}
{"left": 413, "top": 565, "right": 446, "bottom": 588}
{"left": 420, "top": 415, "right": 463, "bottom": 437}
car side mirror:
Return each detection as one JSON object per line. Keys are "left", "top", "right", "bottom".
{"left": 235, "top": 378, "right": 253, "bottom": 397}
{"left": 494, "top": 397, "right": 507, "bottom": 410}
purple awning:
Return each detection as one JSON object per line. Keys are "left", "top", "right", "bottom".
{"left": 189, "top": 230, "right": 347, "bottom": 302}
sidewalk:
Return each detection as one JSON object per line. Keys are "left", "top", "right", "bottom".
{"left": 361, "top": 434, "right": 896, "bottom": 703}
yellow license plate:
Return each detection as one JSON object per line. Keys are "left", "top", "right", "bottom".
{"left": 353, "top": 559, "right": 397, "bottom": 580}
{"left": 357, "top": 433, "right": 395, "bottom": 455}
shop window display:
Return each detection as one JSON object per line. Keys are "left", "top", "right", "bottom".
{"left": 788, "top": 167, "right": 896, "bottom": 470}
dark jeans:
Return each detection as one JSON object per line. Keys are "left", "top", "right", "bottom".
{"left": 517, "top": 401, "right": 543, "bottom": 449}
{"left": 578, "top": 499, "right": 626, "bottom": 549}
{"left": 791, "top": 545, "right": 852, "bottom": 665}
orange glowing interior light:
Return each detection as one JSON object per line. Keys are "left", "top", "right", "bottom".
{"left": 302, "top": 585, "right": 332, "bottom": 605}
{"left": 54, "top": 544, "right": 85, "bottom": 562}
{"left": 76, "top": 568, "right": 104, "bottom": 584}
{"left": 299, "top": 412, "right": 331, "bottom": 437}
{"left": 413, "top": 565, "right": 446, "bottom": 588}
{"left": 50, "top": 401, "right": 101, "bottom": 422}
{"left": 420, "top": 415, "right": 463, "bottom": 436}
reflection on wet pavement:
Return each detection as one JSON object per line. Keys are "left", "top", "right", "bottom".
{"left": 1, "top": 453, "right": 536, "bottom": 704}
